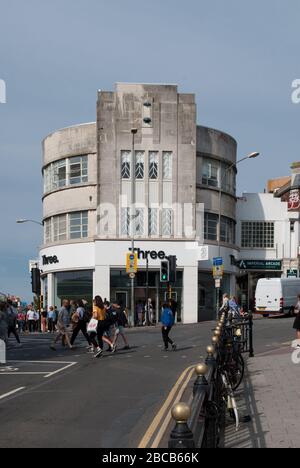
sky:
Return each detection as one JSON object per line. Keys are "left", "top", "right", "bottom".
{"left": 0, "top": 0, "right": 300, "bottom": 301}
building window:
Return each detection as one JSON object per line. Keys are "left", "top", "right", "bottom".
{"left": 163, "top": 152, "right": 172, "bottom": 180}
{"left": 241, "top": 222, "right": 275, "bottom": 249}
{"left": 52, "top": 160, "right": 67, "bottom": 189}
{"left": 204, "top": 213, "right": 218, "bottom": 241}
{"left": 221, "top": 163, "right": 236, "bottom": 195}
{"left": 69, "top": 211, "right": 88, "bottom": 239}
{"left": 149, "top": 152, "right": 159, "bottom": 179}
{"left": 44, "top": 156, "right": 89, "bottom": 193}
{"left": 44, "top": 219, "right": 51, "bottom": 244}
{"left": 135, "top": 151, "right": 145, "bottom": 179}
{"left": 53, "top": 214, "right": 67, "bottom": 242}
{"left": 121, "top": 208, "right": 130, "bottom": 236}
{"left": 148, "top": 208, "right": 158, "bottom": 235}
{"left": 121, "top": 151, "right": 131, "bottom": 179}
{"left": 162, "top": 208, "right": 173, "bottom": 236}
{"left": 69, "top": 156, "right": 88, "bottom": 185}
{"left": 220, "top": 217, "right": 236, "bottom": 244}
{"left": 202, "top": 159, "right": 219, "bottom": 188}
{"left": 135, "top": 208, "right": 144, "bottom": 236}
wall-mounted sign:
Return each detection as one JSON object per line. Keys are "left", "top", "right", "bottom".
{"left": 287, "top": 269, "right": 298, "bottom": 278}
{"left": 129, "top": 248, "right": 166, "bottom": 261}
{"left": 238, "top": 260, "right": 282, "bottom": 271}
{"left": 42, "top": 255, "right": 59, "bottom": 266}
{"left": 288, "top": 189, "right": 300, "bottom": 212}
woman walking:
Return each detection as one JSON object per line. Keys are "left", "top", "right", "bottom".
{"left": 88, "top": 296, "right": 115, "bottom": 358}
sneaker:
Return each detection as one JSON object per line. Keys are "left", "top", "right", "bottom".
{"left": 172, "top": 343, "right": 177, "bottom": 351}
{"left": 123, "top": 345, "right": 130, "bottom": 350}
{"left": 111, "top": 344, "right": 117, "bottom": 354}
{"left": 94, "top": 349, "right": 103, "bottom": 359}
{"left": 164, "top": 347, "right": 168, "bottom": 352}
{"left": 50, "top": 345, "right": 56, "bottom": 351}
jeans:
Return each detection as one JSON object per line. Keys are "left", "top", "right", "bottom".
{"left": 162, "top": 326, "right": 173, "bottom": 349}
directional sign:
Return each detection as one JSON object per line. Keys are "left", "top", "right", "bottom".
{"left": 213, "top": 257, "right": 223, "bottom": 267}
{"left": 238, "top": 260, "right": 282, "bottom": 271}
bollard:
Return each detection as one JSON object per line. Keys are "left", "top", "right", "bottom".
{"left": 168, "top": 403, "right": 195, "bottom": 448}
{"left": 249, "top": 313, "right": 254, "bottom": 358}
{"left": 193, "top": 363, "right": 209, "bottom": 396}
{"left": 0, "top": 339, "right": 6, "bottom": 365}
{"left": 205, "top": 345, "right": 216, "bottom": 366}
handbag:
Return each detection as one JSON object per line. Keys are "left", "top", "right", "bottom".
{"left": 87, "top": 318, "right": 98, "bottom": 334}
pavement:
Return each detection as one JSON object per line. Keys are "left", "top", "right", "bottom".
{"left": 0, "top": 316, "right": 297, "bottom": 448}
{"left": 225, "top": 319, "right": 300, "bottom": 449}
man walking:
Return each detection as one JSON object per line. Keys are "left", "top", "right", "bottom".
{"left": 50, "top": 300, "right": 73, "bottom": 351}
{"left": 161, "top": 303, "right": 176, "bottom": 352}
{"left": 7, "top": 300, "right": 21, "bottom": 346}
{"left": 70, "top": 300, "right": 91, "bottom": 347}
{"left": 27, "top": 305, "right": 36, "bottom": 333}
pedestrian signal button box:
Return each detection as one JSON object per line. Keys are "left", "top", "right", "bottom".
{"left": 126, "top": 252, "right": 138, "bottom": 274}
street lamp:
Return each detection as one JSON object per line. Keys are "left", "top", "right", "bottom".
{"left": 130, "top": 128, "right": 138, "bottom": 327}
{"left": 16, "top": 219, "right": 44, "bottom": 227}
{"left": 216, "top": 151, "right": 260, "bottom": 317}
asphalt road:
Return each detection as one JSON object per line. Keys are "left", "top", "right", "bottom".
{"left": 0, "top": 316, "right": 295, "bottom": 448}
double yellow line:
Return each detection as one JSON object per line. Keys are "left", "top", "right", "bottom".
{"left": 138, "top": 364, "right": 196, "bottom": 449}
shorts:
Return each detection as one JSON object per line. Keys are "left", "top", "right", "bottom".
{"left": 117, "top": 326, "right": 125, "bottom": 334}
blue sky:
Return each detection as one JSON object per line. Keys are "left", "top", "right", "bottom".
{"left": 0, "top": 0, "right": 299, "bottom": 300}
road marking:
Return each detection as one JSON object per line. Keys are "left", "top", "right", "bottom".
{"left": 44, "top": 362, "right": 77, "bottom": 379}
{"left": 138, "top": 364, "right": 195, "bottom": 448}
{"left": 151, "top": 366, "right": 195, "bottom": 448}
{"left": 0, "top": 387, "right": 25, "bottom": 401}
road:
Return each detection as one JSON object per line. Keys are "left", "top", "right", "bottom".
{"left": 0, "top": 317, "right": 295, "bottom": 448}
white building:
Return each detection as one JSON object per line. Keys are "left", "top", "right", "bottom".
{"left": 39, "top": 83, "right": 239, "bottom": 323}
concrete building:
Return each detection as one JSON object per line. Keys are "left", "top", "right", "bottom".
{"left": 40, "top": 83, "right": 238, "bottom": 323}
{"left": 237, "top": 162, "right": 300, "bottom": 310}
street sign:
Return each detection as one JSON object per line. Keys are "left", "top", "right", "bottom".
{"left": 213, "top": 257, "right": 223, "bottom": 267}
{"left": 238, "top": 260, "right": 282, "bottom": 271}
{"left": 126, "top": 252, "right": 138, "bottom": 274}
{"left": 213, "top": 265, "right": 224, "bottom": 278}
{"left": 215, "top": 279, "right": 221, "bottom": 289}
{"left": 287, "top": 269, "right": 298, "bottom": 278}
{"left": 129, "top": 273, "right": 136, "bottom": 279}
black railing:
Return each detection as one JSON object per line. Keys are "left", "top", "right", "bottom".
{"left": 168, "top": 313, "right": 254, "bottom": 449}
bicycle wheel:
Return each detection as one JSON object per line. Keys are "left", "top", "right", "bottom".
{"left": 227, "top": 354, "right": 245, "bottom": 391}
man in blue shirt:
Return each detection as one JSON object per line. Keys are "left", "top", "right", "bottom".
{"left": 161, "top": 303, "right": 177, "bottom": 351}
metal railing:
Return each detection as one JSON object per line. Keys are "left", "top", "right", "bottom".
{"left": 168, "top": 313, "right": 254, "bottom": 449}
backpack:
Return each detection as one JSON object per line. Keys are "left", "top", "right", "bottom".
{"left": 106, "top": 307, "right": 118, "bottom": 325}
{"left": 82, "top": 307, "right": 92, "bottom": 323}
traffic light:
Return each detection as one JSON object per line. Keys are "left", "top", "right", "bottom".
{"left": 168, "top": 255, "right": 177, "bottom": 283}
{"left": 31, "top": 268, "right": 41, "bottom": 295}
{"left": 160, "top": 260, "right": 169, "bottom": 283}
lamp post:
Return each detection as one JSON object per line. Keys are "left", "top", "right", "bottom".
{"left": 130, "top": 128, "right": 138, "bottom": 327}
{"left": 216, "top": 152, "right": 260, "bottom": 318}
{"left": 16, "top": 219, "right": 43, "bottom": 227}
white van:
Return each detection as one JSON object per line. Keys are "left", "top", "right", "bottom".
{"left": 255, "top": 278, "right": 300, "bottom": 316}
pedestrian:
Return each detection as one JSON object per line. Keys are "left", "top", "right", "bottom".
{"left": 50, "top": 300, "right": 73, "bottom": 351}
{"left": 33, "top": 309, "right": 40, "bottom": 333}
{"left": 41, "top": 308, "right": 48, "bottom": 333}
{"left": 136, "top": 301, "right": 144, "bottom": 326}
{"left": 293, "top": 295, "right": 300, "bottom": 348}
{"left": 112, "top": 302, "right": 130, "bottom": 350}
{"left": 229, "top": 296, "right": 241, "bottom": 320}
{"left": 7, "top": 300, "right": 21, "bottom": 346}
{"left": 219, "top": 293, "right": 230, "bottom": 319}
{"left": 47, "top": 306, "right": 56, "bottom": 333}
{"left": 70, "top": 300, "right": 92, "bottom": 347}
{"left": 17, "top": 307, "right": 26, "bottom": 334}
{"left": 0, "top": 302, "right": 8, "bottom": 344}
{"left": 161, "top": 303, "right": 176, "bottom": 351}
